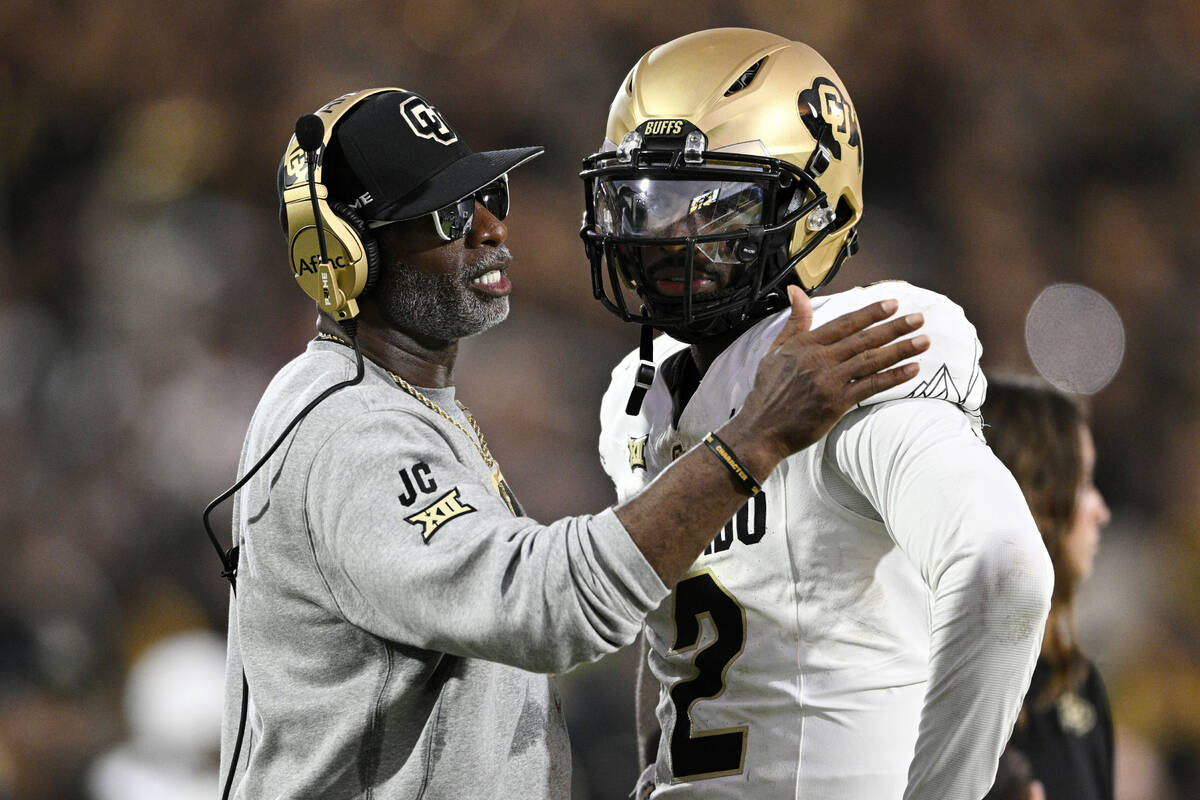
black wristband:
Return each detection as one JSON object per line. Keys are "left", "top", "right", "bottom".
{"left": 702, "top": 432, "right": 763, "bottom": 496}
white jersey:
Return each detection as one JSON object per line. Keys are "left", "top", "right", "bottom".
{"left": 599, "top": 282, "right": 1053, "bottom": 800}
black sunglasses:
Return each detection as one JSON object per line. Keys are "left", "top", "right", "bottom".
{"left": 432, "top": 174, "right": 510, "bottom": 241}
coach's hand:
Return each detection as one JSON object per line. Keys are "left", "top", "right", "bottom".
{"left": 616, "top": 285, "right": 927, "bottom": 587}
{"left": 720, "top": 285, "right": 928, "bottom": 477}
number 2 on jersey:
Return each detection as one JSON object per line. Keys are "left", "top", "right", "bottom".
{"left": 668, "top": 570, "right": 748, "bottom": 781}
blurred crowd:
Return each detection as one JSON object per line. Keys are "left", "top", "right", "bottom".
{"left": 1, "top": 0, "right": 1197, "bottom": 797}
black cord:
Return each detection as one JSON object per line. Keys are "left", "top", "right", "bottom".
{"left": 202, "top": 330, "right": 364, "bottom": 585}
{"left": 204, "top": 326, "right": 364, "bottom": 800}
{"left": 221, "top": 672, "right": 249, "bottom": 800}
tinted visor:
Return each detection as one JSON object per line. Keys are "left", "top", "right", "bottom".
{"left": 433, "top": 173, "right": 510, "bottom": 241}
{"left": 592, "top": 177, "right": 766, "bottom": 263}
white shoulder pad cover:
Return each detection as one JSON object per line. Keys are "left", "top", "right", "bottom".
{"left": 598, "top": 333, "right": 688, "bottom": 502}
{"left": 814, "top": 281, "right": 986, "bottom": 434}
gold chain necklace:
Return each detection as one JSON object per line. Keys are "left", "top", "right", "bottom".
{"left": 388, "top": 371, "right": 522, "bottom": 516}
{"left": 384, "top": 370, "right": 495, "bottom": 468}
{"left": 313, "top": 331, "right": 521, "bottom": 516}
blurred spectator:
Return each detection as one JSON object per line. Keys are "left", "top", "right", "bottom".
{"left": 85, "top": 631, "right": 225, "bottom": 800}
{"left": 985, "top": 745, "right": 1046, "bottom": 800}
{"left": 983, "top": 377, "right": 1113, "bottom": 800}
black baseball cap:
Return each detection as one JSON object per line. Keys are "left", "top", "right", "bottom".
{"left": 320, "top": 90, "right": 543, "bottom": 223}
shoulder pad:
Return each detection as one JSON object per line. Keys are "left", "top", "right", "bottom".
{"left": 815, "top": 282, "right": 986, "bottom": 433}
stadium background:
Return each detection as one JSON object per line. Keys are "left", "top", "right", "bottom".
{"left": 2, "top": 1, "right": 1198, "bottom": 797}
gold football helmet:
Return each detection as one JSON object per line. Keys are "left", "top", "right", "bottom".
{"left": 580, "top": 28, "right": 864, "bottom": 342}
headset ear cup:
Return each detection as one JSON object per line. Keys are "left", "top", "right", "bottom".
{"left": 328, "top": 200, "right": 381, "bottom": 295}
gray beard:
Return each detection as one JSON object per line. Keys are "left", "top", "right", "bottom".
{"left": 375, "top": 247, "right": 511, "bottom": 343}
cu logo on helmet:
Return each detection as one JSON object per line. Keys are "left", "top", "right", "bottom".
{"left": 799, "top": 77, "right": 862, "bottom": 167}
{"left": 400, "top": 96, "right": 458, "bottom": 145}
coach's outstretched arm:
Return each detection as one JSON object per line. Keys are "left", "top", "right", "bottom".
{"left": 304, "top": 288, "right": 928, "bottom": 675}
{"left": 618, "top": 286, "right": 929, "bottom": 587}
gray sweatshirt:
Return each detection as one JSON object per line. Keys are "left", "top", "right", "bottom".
{"left": 219, "top": 339, "right": 669, "bottom": 799}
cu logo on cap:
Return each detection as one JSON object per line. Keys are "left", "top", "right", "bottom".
{"left": 399, "top": 96, "right": 458, "bottom": 145}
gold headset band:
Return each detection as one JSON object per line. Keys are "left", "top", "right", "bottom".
{"left": 280, "top": 86, "right": 406, "bottom": 193}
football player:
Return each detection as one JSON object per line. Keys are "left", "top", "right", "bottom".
{"left": 580, "top": 28, "right": 1054, "bottom": 799}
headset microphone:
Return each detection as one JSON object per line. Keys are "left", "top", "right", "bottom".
{"left": 295, "top": 115, "right": 330, "bottom": 259}
{"left": 295, "top": 112, "right": 325, "bottom": 155}
{"left": 293, "top": 113, "right": 354, "bottom": 321}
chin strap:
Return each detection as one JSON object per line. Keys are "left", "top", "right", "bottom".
{"left": 806, "top": 227, "right": 859, "bottom": 295}
{"left": 625, "top": 323, "right": 656, "bottom": 416}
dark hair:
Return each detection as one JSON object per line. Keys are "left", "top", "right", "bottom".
{"left": 982, "top": 375, "right": 1090, "bottom": 709}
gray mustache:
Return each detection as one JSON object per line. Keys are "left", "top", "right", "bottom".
{"left": 471, "top": 245, "right": 512, "bottom": 272}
